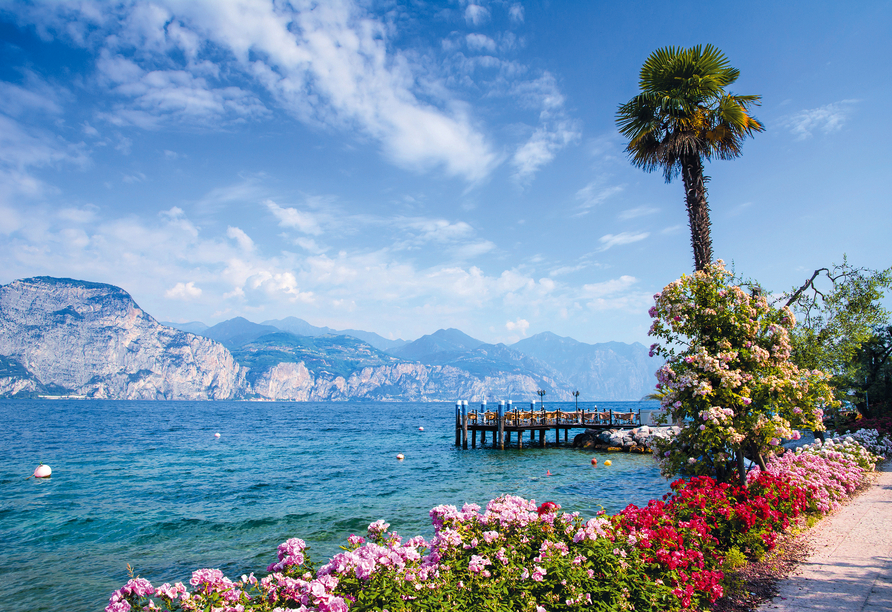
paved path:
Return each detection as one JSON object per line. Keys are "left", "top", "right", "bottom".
{"left": 759, "top": 462, "right": 892, "bottom": 612}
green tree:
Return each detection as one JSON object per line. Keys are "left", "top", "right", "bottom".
{"left": 844, "top": 326, "right": 892, "bottom": 417}
{"left": 616, "top": 45, "right": 764, "bottom": 271}
{"left": 649, "top": 262, "right": 837, "bottom": 484}
{"left": 782, "top": 258, "right": 892, "bottom": 398}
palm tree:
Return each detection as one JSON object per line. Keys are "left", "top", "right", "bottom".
{"left": 616, "top": 45, "right": 764, "bottom": 271}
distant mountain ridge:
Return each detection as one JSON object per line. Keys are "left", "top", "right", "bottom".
{"left": 511, "top": 331, "right": 663, "bottom": 401}
{"left": 166, "top": 315, "right": 409, "bottom": 352}
{"left": 0, "top": 276, "right": 660, "bottom": 401}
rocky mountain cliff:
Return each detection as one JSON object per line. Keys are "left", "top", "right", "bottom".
{"left": 0, "top": 277, "right": 242, "bottom": 399}
{"left": 0, "top": 277, "right": 656, "bottom": 401}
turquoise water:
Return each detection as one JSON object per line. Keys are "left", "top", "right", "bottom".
{"left": 0, "top": 399, "right": 667, "bottom": 612}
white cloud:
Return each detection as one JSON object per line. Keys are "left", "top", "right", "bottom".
{"left": 579, "top": 276, "right": 650, "bottom": 312}
{"left": 508, "top": 73, "right": 581, "bottom": 182}
{"left": 575, "top": 181, "right": 624, "bottom": 213}
{"left": 581, "top": 276, "right": 638, "bottom": 298}
{"left": 166, "top": 281, "right": 202, "bottom": 300}
{"left": 596, "top": 232, "right": 649, "bottom": 251}
{"left": 0, "top": 114, "right": 89, "bottom": 172}
{"left": 294, "top": 237, "right": 326, "bottom": 253}
{"left": 19, "top": 0, "right": 500, "bottom": 182}
{"left": 727, "top": 202, "right": 753, "bottom": 217}
{"left": 244, "top": 270, "right": 315, "bottom": 303}
{"left": 58, "top": 205, "right": 99, "bottom": 224}
{"left": 464, "top": 4, "right": 490, "bottom": 26}
{"left": 618, "top": 206, "right": 659, "bottom": 220}
{"left": 508, "top": 4, "right": 524, "bottom": 24}
{"left": 780, "top": 100, "right": 858, "bottom": 140}
{"left": 400, "top": 218, "right": 475, "bottom": 243}
{"left": 505, "top": 317, "right": 529, "bottom": 335}
{"left": 466, "top": 33, "right": 497, "bottom": 53}
{"left": 0, "top": 192, "right": 655, "bottom": 342}
{"left": 512, "top": 120, "right": 580, "bottom": 182}
{"left": 95, "top": 49, "right": 268, "bottom": 127}
{"left": 227, "top": 226, "right": 255, "bottom": 252}
{"left": 0, "top": 73, "right": 66, "bottom": 118}
{"left": 266, "top": 199, "right": 324, "bottom": 235}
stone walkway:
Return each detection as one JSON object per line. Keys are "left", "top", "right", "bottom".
{"left": 758, "top": 462, "right": 892, "bottom": 612}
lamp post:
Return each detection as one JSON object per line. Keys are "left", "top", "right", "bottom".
{"left": 537, "top": 389, "right": 546, "bottom": 409}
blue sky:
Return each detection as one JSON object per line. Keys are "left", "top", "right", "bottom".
{"left": 1, "top": 0, "right": 889, "bottom": 345}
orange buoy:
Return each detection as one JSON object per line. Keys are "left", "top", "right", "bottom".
{"left": 603, "top": 460, "right": 612, "bottom": 466}
{"left": 590, "top": 458, "right": 597, "bottom": 466}
{"left": 397, "top": 454, "right": 405, "bottom": 460}
{"left": 546, "top": 470, "right": 551, "bottom": 476}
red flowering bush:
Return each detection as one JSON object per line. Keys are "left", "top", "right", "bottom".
{"left": 614, "top": 497, "right": 724, "bottom": 609}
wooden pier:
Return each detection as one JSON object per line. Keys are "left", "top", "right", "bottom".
{"left": 454, "top": 400, "right": 642, "bottom": 450}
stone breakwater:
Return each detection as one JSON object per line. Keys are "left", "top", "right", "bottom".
{"left": 572, "top": 425, "right": 680, "bottom": 453}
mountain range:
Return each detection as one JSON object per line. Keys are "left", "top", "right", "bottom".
{"left": 1, "top": 276, "right": 662, "bottom": 401}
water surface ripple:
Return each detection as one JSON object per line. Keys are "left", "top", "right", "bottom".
{"left": 0, "top": 399, "right": 666, "bottom": 612}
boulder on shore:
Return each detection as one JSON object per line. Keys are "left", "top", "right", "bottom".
{"left": 571, "top": 425, "right": 678, "bottom": 451}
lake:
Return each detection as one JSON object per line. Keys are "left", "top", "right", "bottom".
{"left": 0, "top": 399, "right": 667, "bottom": 612}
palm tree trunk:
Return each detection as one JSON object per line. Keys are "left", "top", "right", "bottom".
{"left": 680, "top": 153, "right": 713, "bottom": 271}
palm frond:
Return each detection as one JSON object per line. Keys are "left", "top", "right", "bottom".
{"left": 616, "top": 45, "right": 762, "bottom": 181}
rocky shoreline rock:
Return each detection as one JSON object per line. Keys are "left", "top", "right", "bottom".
{"left": 572, "top": 425, "right": 679, "bottom": 452}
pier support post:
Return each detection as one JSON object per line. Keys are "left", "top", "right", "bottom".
{"left": 461, "top": 400, "right": 468, "bottom": 450}
{"left": 498, "top": 401, "right": 505, "bottom": 450}
{"left": 539, "top": 429, "right": 545, "bottom": 447}
{"left": 481, "top": 400, "right": 487, "bottom": 445}
{"left": 455, "top": 401, "right": 461, "bottom": 446}
{"left": 472, "top": 429, "right": 477, "bottom": 448}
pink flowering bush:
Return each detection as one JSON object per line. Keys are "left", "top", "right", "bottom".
{"left": 648, "top": 261, "right": 838, "bottom": 481}
{"left": 748, "top": 447, "right": 866, "bottom": 514}
{"left": 108, "top": 441, "right": 881, "bottom": 612}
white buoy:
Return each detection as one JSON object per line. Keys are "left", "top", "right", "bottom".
{"left": 214, "top": 433, "right": 221, "bottom": 438}
{"left": 34, "top": 464, "right": 52, "bottom": 478}
{"left": 397, "top": 454, "right": 405, "bottom": 460}
{"left": 418, "top": 427, "right": 424, "bottom": 431}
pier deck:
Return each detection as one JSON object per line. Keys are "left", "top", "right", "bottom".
{"left": 454, "top": 403, "right": 642, "bottom": 449}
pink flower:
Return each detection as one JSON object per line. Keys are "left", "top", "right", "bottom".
{"left": 347, "top": 534, "right": 366, "bottom": 546}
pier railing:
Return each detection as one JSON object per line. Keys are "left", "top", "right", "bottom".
{"left": 454, "top": 401, "right": 641, "bottom": 450}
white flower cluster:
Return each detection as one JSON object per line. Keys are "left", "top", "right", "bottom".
{"left": 796, "top": 436, "right": 882, "bottom": 472}
{"left": 833, "top": 428, "right": 892, "bottom": 459}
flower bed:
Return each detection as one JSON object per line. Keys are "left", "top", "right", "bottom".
{"left": 108, "top": 440, "right": 886, "bottom": 612}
